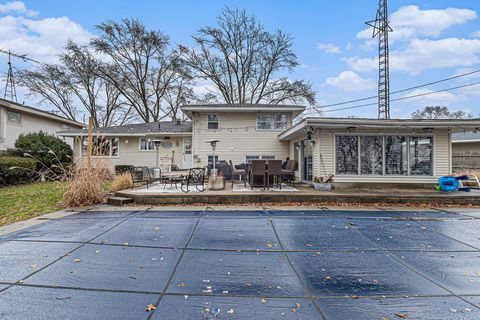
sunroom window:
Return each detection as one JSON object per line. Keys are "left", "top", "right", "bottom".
{"left": 335, "top": 135, "right": 433, "bottom": 176}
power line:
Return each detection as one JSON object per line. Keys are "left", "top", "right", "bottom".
{"left": 311, "top": 68, "right": 480, "bottom": 114}
{"left": 0, "top": 48, "right": 44, "bottom": 65}
{"left": 305, "top": 81, "right": 480, "bottom": 115}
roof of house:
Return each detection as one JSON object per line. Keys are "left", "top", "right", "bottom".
{"left": 0, "top": 98, "right": 84, "bottom": 128}
{"left": 181, "top": 103, "right": 306, "bottom": 118}
{"left": 58, "top": 121, "right": 192, "bottom": 137}
{"left": 452, "top": 131, "right": 480, "bottom": 143}
{"left": 279, "top": 117, "right": 480, "bottom": 141}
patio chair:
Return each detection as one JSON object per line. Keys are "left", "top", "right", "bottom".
{"left": 266, "top": 160, "right": 282, "bottom": 190}
{"left": 229, "top": 160, "right": 247, "bottom": 187}
{"left": 249, "top": 160, "right": 267, "bottom": 190}
{"left": 130, "top": 166, "right": 151, "bottom": 189}
{"left": 281, "top": 159, "right": 296, "bottom": 186}
{"left": 180, "top": 167, "right": 206, "bottom": 193}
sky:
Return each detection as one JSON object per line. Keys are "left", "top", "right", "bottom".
{"left": 0, "top": 0, "right": 479, "bottom": 119}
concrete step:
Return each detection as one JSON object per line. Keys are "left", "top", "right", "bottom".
{"left": 108, "top": 196, "right": 133, "bottom": 206}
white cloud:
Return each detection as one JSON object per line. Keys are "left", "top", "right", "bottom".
{"left": 326, "top": 71, "right": 376, "bottom": 92}
{"left": 471, "top": 30, "right": 480, "bottom": 38}
{"left": 317, "top": 42, "right": 341, "bottom": 54}
{"left": 403, "top": 88, "right": 461, "bottom": 106}
{"left": 0, "top": 1, "right": 37, "bottom": 16}
{"left": 0, "top": 13, "right": 92, "bottom": 64}
{"left": 346, "top": 38, "right": 480, "bottom": 74}
{"left": 358, "top": 5, "right": 477, "bottom": 43}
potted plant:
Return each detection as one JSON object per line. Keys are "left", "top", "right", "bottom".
{"left": 313, "top": 175, "right": 334, "bottom": 191}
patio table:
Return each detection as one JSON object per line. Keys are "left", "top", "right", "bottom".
{"left": 161, "top": 171, "right": 188, "bottom": 189}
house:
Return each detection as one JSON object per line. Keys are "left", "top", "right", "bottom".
{"left": 0, "top": 98, "right": 84, "bottom": 151}
{"left": 452, "top": 131, "right": 480, "bottom": 170}
{"left": 59, "top": 104, "right": 480, "bottom": 188}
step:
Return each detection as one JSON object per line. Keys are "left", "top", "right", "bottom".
{"left": 108, "top": 196, "right": 133, "bottom": 206}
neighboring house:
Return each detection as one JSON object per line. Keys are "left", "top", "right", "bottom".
{"left": 452, "top": 131, "right": 480, "bottom": 170}
{"left": 59, "top": 104, "right": 480, "bottom": 188}
{"left": 0, "top": 98, "right": 84, "bottom": 151}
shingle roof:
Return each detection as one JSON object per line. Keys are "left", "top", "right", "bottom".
{"left": 452, "top": 131, "right": 480, "bottom": 142}
{"left": 58, "top": 121, "right": 192, "bottom": 136}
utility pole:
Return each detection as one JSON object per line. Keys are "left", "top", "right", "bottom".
{"left": 366, "top": 0, "right": 393, "bottom": 119}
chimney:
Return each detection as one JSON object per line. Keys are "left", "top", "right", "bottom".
{"left": 176, "top": 119, "right": 181, "bottom": 125}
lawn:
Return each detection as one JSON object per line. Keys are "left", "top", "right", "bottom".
{"left": 0, "top": 180, "right": 113, "bottom": 227}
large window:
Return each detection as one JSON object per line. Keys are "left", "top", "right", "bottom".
{"left": 7, "top": 110, "right": 21, "bottom": 124}
{"left": 139, "top": 138, "right": 155, "bottom": 151}
{"left": 335, "top": 135, "right": 433, "bottom": 176}
{"left": 207, "top": 114, "right": 219, "bottom": 129}
{"left": 257, "top": 114, "right": 288, "bottom": 131}
{"left": 208, "top": 155, "right": 219, "bottom": 166}
{"left": 81, "top": 137, "right": 119, "bottom": 157}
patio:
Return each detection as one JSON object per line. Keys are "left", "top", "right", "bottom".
{"left": 0, "top": 207, "right": 480, "bottom": 319}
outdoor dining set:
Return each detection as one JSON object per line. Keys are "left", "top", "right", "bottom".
{"left": 129, "top": 158, "right": 296, "bottom": 193}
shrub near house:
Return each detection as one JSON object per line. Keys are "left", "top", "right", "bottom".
{"left": 0, "top": 156, "right": 36, "bottom": 186}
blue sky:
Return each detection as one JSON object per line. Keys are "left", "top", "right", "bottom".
{"left": 0, "top": 0, "right": 479, "bottom": 119}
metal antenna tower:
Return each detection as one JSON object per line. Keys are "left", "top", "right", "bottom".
{"left": 366, "top": 0, "right": 393, "bottom": 119}
{"left": 4, "top": 51, "right": 18, "bottom": 102}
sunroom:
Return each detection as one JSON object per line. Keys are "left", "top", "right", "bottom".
{"left": 279, "top": 118, "right": 480, "bottom": 188}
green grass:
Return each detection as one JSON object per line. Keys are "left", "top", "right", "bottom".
{"left": 0, "top": 180, "right": 114, "bottom": 227}
{"left": 0, "top": 181, "right": 67, "bottom": 226}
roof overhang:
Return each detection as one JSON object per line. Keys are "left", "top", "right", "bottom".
{"left": 278, "top": 117, "right": 480, "bottom": 141}
{"left": 0, "top": 99, "right": 84, "bottom": 128}
{"left": 58, "top": 131, "right": 192, "bottom": 137}
{"left": 453, "top": 139, "right": 480, "bottom": 144}
{"left": 181, "top": 104, "right": 306, "bottom": 118}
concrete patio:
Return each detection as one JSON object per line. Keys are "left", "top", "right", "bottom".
{"left": 116, "top": 182, "right": 480, "bottom": 206}
{"left": 0, "top": 206, "right": 480, "bottom": 319}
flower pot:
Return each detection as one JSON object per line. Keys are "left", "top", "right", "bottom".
{"left": 313, "top": 182, "right": 332, "bottom": 191}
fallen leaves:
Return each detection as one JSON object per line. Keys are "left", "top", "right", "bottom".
{"left": 395, "top": 313, "right": 408, "bottom": 318}
{"left": 261, "top": 298, "right": 267, "bottom": 303}
{"left": 177, "top": 282, "right": 185, "bottom": 287}
{"left": 146, "top": 304, "right": 157, "bottom": 312}
{"left": 72, "top": 258, "right": 81, "bottom": 263}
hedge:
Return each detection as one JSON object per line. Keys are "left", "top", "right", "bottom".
{"left": 0, "top": 156, "right": 37, "bottom": 186}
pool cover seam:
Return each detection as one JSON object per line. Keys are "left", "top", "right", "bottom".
{"left": 413, "top": 220, "right": 480, "bottom": 251}
{"left": 147, "top": 215, "right": 201, "bottom": 320}
{"left": 11, "top": 209, "right": 148, "bottom": 289}
{"left": 269, "top": 217, "right": 328, "bottom": 320}
{"left": 1, "top": 281, "right": 478, "bottom": 300}
{"left": 341, "top": 218, "right": 480, "bottom": 311}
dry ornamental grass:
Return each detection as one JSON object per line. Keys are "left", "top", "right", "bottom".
{"left": 111, "top": 173, "right": 133, "bottom": 192}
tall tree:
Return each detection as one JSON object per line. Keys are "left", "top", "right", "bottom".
{"left": 411, "top": 106, "right": 473, "bottom": 120}
{"left": 91, "top": 18, "right": 192, "bottom": 122}
{"left": 182, "top": 8, "right": 316, "bottom": 106}
{"left": 17, "top": 41, "right": 136, "bottom": 127}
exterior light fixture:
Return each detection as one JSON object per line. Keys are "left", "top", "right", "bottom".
{"left": 423, "top": 128, "right": 434, "bottom": 134}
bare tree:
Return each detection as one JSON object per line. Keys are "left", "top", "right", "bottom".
{"left": 17, "top": 65, "right": 78, "bottom": 121}
{"left": 411, "top": 106, "right": 473, "bottom": 120}
{"left": 91, "top": 18, "right": 192, "bottom": 122}
{"left": 182, "top": 8, "right": 316, "bottom": 106}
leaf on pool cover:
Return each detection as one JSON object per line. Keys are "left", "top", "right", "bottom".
{"left": 178, "top": 282, "right": 185, "bottom": 287}
{"left": 306, "top": 243, "right": 314, "bottom": 247}
{"left": 266, "top": 243, "right": 273, "bottom": 248}
{"left": 351, "top": 295, "right": 359, "bottom": 299}
{"left": 146, "top": 304, "right": 157, "bottom": 312}
{"left": 227, "top": 309, "right": 235, "bottom": 314}
{"left": 395, "top": 313, "right": 408, "bottom": 318}
{"left": 261, "top": 298, "right": 267, "bottom": 303}
{"left": 73, "top": 259, "right": 81, "bottom": 263}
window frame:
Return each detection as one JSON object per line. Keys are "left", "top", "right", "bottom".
{"left": 207, "top": 155, "right": 219, "bottom": 166}
{"left": 138, "top": 137, "right": 156, "bottom": 152}
{"left": 6, "top": 110, "right": 21, "bottom": 124}
{"left": 333, "top": 133, "right": 434, "bottom": 177}
{"left": 207, "top": 114, "right": 219, "bottom": 130}
{"left": 256, "top": 113, "right": 289, "bottom": 131}
{"left": 80, "top": 136, "right": 120, "bottom": 158}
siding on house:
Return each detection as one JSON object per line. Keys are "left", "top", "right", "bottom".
{"left": 73, "top": 135, "right": 186, "bottom": 172}
{"left": 191, "top": 111, "right": 291, "bottom": 166}
{"left": 0, "top": 105, "right": 79, "bottom": 150}
{"left": 452, "top": 142, "right": 480, "bottom": 169}
{"left": 315, "top": 128, "right": 451, "bottom": 184}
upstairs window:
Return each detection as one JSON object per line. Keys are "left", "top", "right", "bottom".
{"left": 257, "top": 113, "right": 288, "bottom": 131}
{"left": 7, "top": 110, "right": 21, "bottom": 124}
{"left": 207, "top": 114, "right": 219, "bottom": 129}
